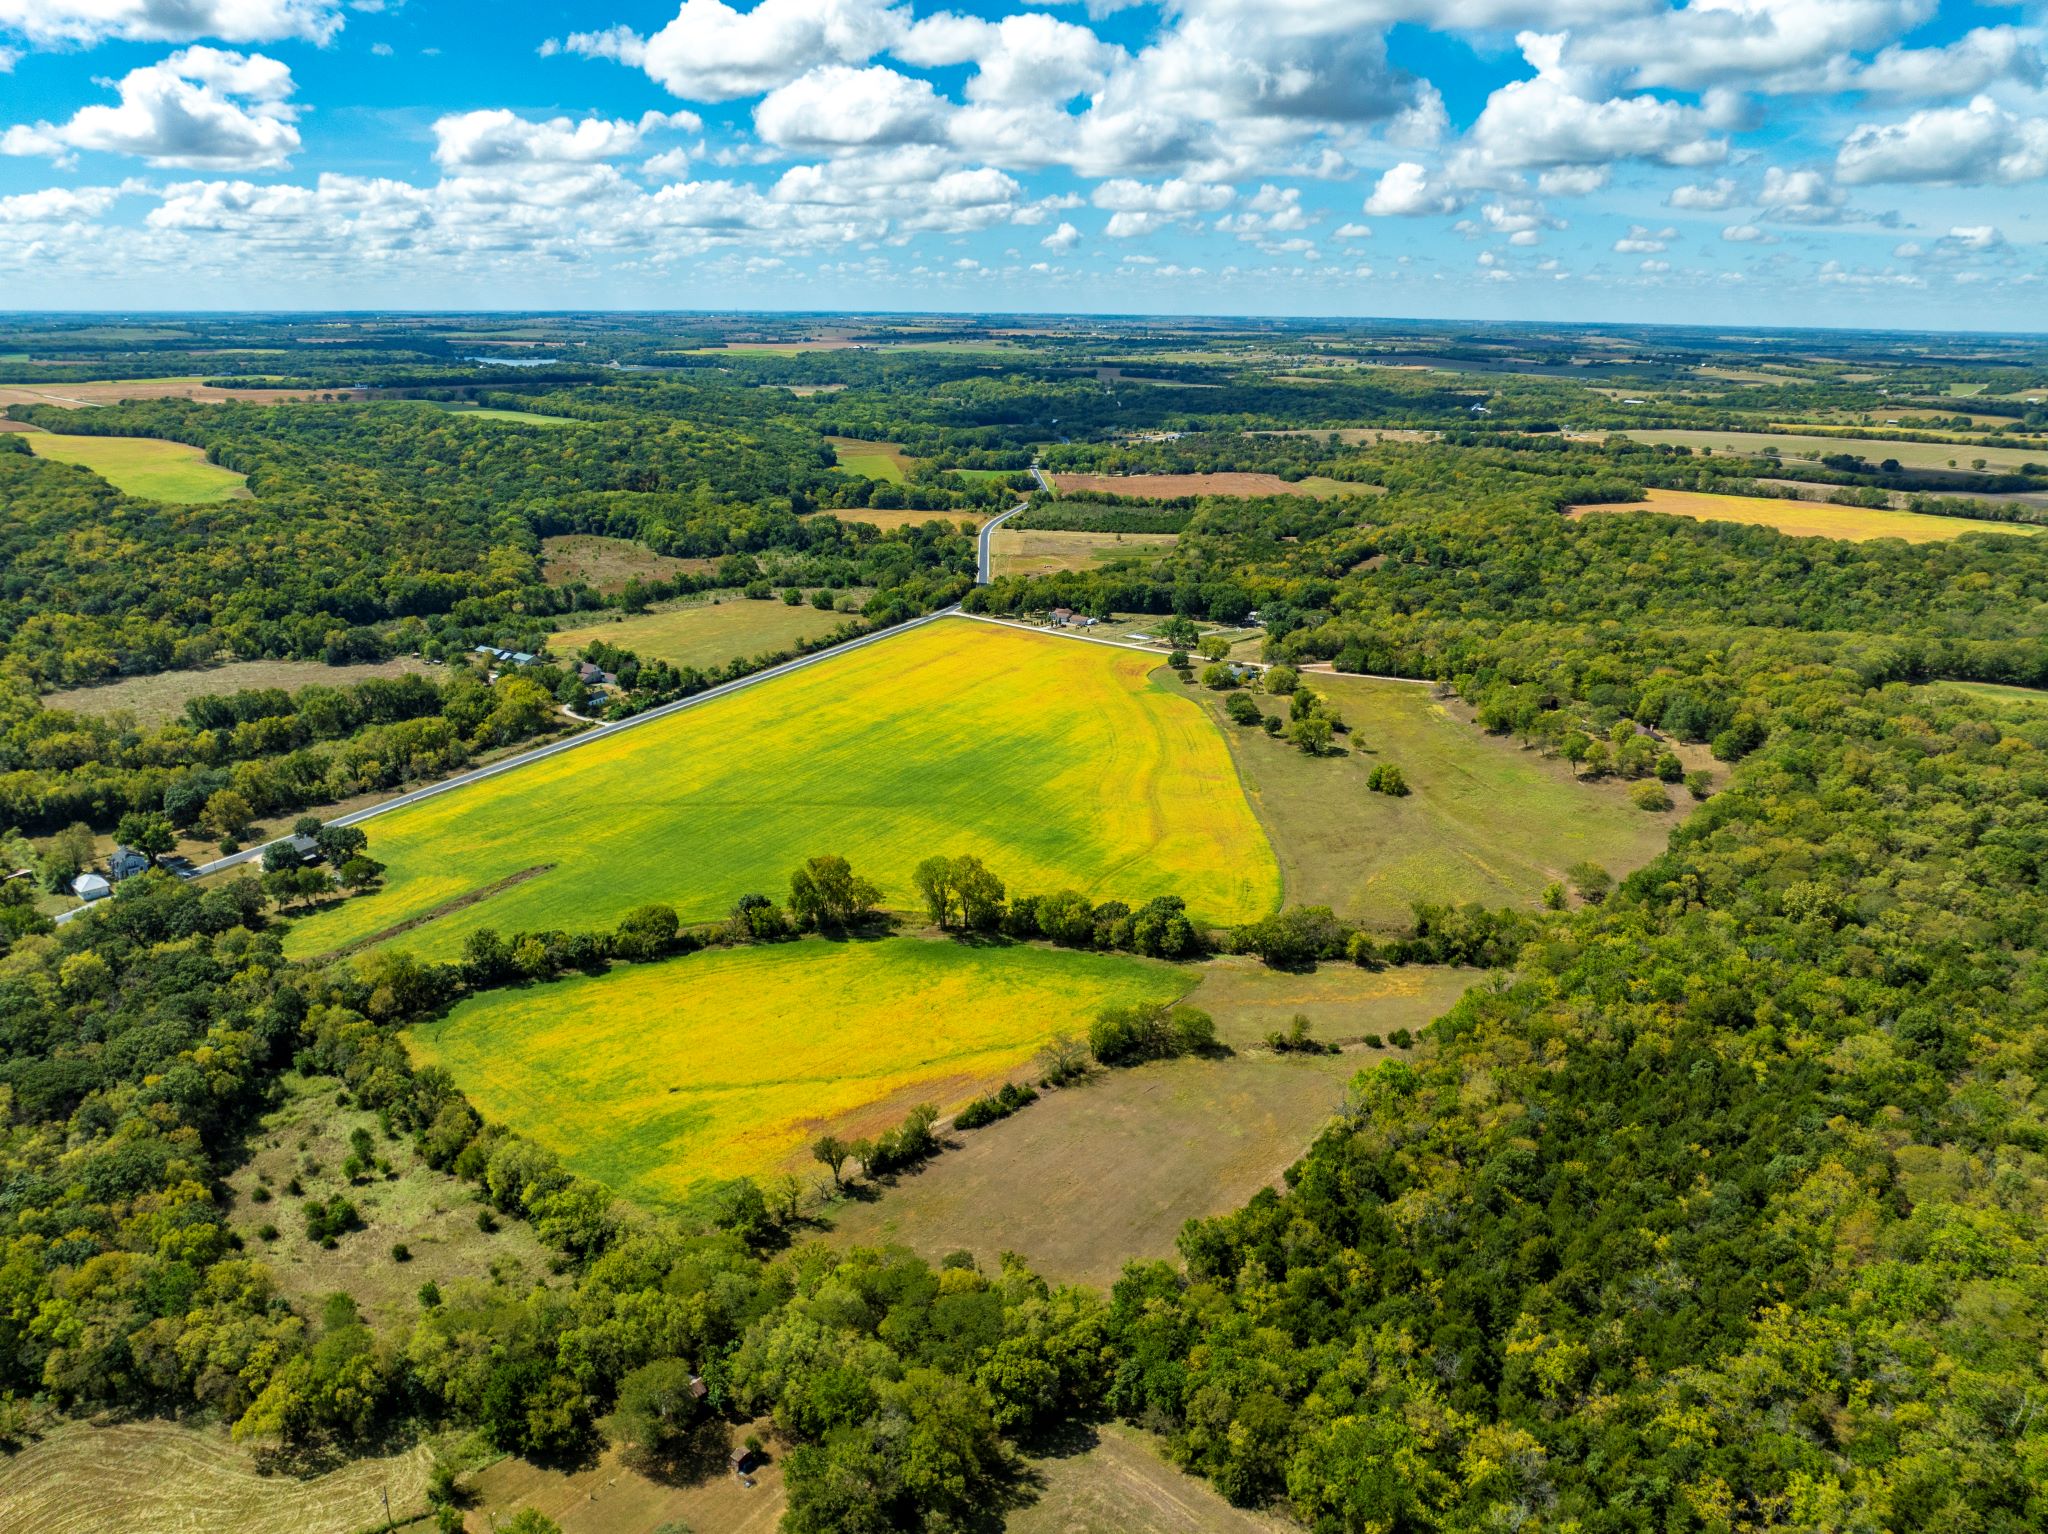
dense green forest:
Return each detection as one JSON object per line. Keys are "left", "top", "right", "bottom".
{"left": 2, "top": 315, "right": 2047, "bottom": 1532}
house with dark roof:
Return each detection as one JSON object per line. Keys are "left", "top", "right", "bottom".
{"left": 109, "top": 846, "right": 151, "bottom": 881}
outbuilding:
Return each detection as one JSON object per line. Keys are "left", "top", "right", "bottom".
{"left": 73, "top": 872, "right": 112, "bottom": 901}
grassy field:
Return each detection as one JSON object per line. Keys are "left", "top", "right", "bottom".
{"left": 1008, "top": 1424, "right": 1296, "bottom": 1534}
{"left": 828, "top": 1045, "right": 1363, "bottom": 1288}
{"left": 1050, "top": 472, "right": 1369, "bottom": 498}
{"left": 551, "top": 595, "right": 853, "bottom": 672}
{"left": 284, "top": 617, "right": 1279, "bottom": 960}
{"left": 1618, "top": 428, "right": 2048, "bottom": 473}
{"left": 412, "top": 936, "right": 1191, "bottom": 1200}
{"left": 0, "top": 1421, "right": 433, "bottom": 1534}
{"left": 225, "top": 1074, "right": 552, "bottom": 1334}
{"left": 1177, "top": 670, "right": 1680, "bottom": 927}
{"left": 1569, "top": 487, "right": 2036, "bottom": 543}
{"left": 44, "top": 655, "right": 434, "bottom": 725}
{"left": 826, "top": 435, "right": 911, "bottom": 482}
{"left": 991, "top": 527, "right": 1179, "bottom": 578}
{"left": 537, "top": 533, "right": 711, "bottom": 594}
{"left": 457, "top": 1433, "right": 785, "bottom": 1534}
{"left": 0, "top": 376, "right": 338, "bottom": 407}
{"left": 439, "top": 404, "right": 575, "bottom": 426}
{"left": 816, "top": 507, "right": 987, "bottom": 531}
{"left": 1186, "top": 955, "right": 1477, "bottom": 1047}
{"left": 27, "top": 432, "right": 249, "bottom": 501}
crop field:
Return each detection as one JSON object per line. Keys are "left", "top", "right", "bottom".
{"left": 826, "top": 435, "right": 911, "bottom": 482}
{"left": 828, "top": 1044, "right": 1362, "bottom": 1288}
{"left": 1618, "top": 428, "right": 2048, "bottom": 472}
{"left": 1569, "top": 487, "right": 2036, "bottom": 543}
{"left": 0, "top": 376, "right": 341, "bottom": 407}
{"left": 411, "top": 937, "right": 1190, "bottom": 1200}
{"left": 26, "top": 432, "right": 249, "bottom": 501}
{"left": 991, "top": 526, "right": 1180, "bottom": 578}
{"left": 0, "top": 1421, "right": 432, "bottom": 1534}
{"left": 551, "top": 595, "right": 853, "bottom": 672}
{"left": 42, "top": 655, "right": 433, "bottom": 724}
{"left": 284, "top": 617, "right": 1279, "bottom": 960}
{"left": 538, "top": 533, "right": 711, "bottom": 593}
{"left": 1176, "top": 670, "right": 1680, "bottom": 927}
{"left": 1048, "top": 471, "right": 1369, "bottom": 498}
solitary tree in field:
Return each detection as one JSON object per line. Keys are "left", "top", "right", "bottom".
{"left": 813, "top": 1134, "right": 851, "bottom": 1187}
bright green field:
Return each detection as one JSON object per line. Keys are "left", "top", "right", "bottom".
{"left": 26, "top": 433, "right": 247, "bottom": 502}
{"left": 826, "top": 436, "right": 910, "bottom": 483}
{"left": 284, "top": 617, "right": 1279, "bottom": 961}
{"left": 412, "top": 936, "right": 1190, "bottom": 1199}
{"left": 551, "top": 596, "right": 850, "bottom": 673}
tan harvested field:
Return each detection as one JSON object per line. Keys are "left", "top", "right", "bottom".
{"left": 1618, "top": 427, "right": 2048, "bottom": 472}
{"left": 225, "top": 1074, "right": 551, "bottom": 1334}
{"left": 551, "top": 594, "right": 855, "bottom": 674}
{"left": 828, "top": 1047, "right": 1371, "bottom": 1288}
{"left": 1251, "top": 427, "right": 1435, "bottom": 444}
{"left": 0, "top": 1420, "right": 432, "bottom": 1534}
{"left": 1569, "top": 487, "right": 2036, "bottom": 543}
{"left": 1050, "top": 472, "right": 1369, "bottom": 498}
{"left": 460, "top": 1432, "right": 785, "bottom": 1534}
{"left": 1008, "top": 1424, "right": 1296, "bottom": 1534}
{"left": 816, "top": 506, "right": 990, "bottom": 531}
{"left": 538, "top": 533, "right": 713, "bottom": 594}
{"left": 1187, "top": 955, "right": 1477, "bottom": 1047}
{"left": 44, "top": 655, "right": 434, "bottom": 725}
{"left": 992, "top": 527, "right": 1179, "bottom": 578}
{"left": 0, "top": 377, "right": 347, "bottom": 407}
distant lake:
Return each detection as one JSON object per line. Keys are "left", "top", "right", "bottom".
{"left": 466, "top": 356, "right": 559, "bottom": 367}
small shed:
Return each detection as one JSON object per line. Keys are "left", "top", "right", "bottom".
{"left": 285, "top": 833, "right": 322, "bottom": 864}
{"left": 688, "top": 1375, "right": 708, "bottom": 1401}
{"left": 73, "top": 872, "right": 112, "bottom": 901}
{"left": 730, "top": 1446, "right": 758, "bottom": 1475}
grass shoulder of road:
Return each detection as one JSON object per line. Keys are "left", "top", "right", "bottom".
{"left": 550, "top": 592, "right": 859, "bottom": 674}
{"left": 42, "top": 655, "right": 435, "bottom": 726}
{"left": 25, "top": 432, "right": 249, "bottom": 502}
{"left": 1172, "top": 668, "right": 1687, "bottom": 928}
{"left": 1569, "top": 487, "right": 2037, "bottom": 543}
{"left": 224, "top": 1072, "right": 553, "bottom": 1335}
{"left": 410, "top": 934, "right": 1193, "bottom": 1203}
{"left": 282, "top": 616, "right": 1280, "bottom": 961}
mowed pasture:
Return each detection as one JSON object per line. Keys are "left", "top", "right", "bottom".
{"left": 990, "top": 526, "right": 1180, "bottom": 578}
{"left": 1619, "top": 427, "right": 2048, "bottom": 473}
{"left": 826, "top": 435, "right": 911, "bottom": 482}
{"left": 412, "top": 937, "right": 1190, "bottom": 1200}
{"left": 0, "top": 376, "right": 342, "bottom": 407}
{"left": 1568, "top": 487, "right": 2036, "bottom": 543}
{"left": 1178, "top": 671, "right": 1680, "bottom": 927}
{"left": 538, "top": 533, "right": 712, "bottom": 594}
{"left": 43, "top": 655, "right": 434, "bottom": 725}
{"left": 551, "top": 595, "right": 854, "bottom": 673}
{"left": 813, "top": 507, "right": 989, "bottom": 532}
{"left": 27, "top": 432, "right": 248, "bottom": 502}
{"left": 284, "top": 618, "right": 1279, "bottom": 961}
{"left": 1049, "top": 471, "right": 1369, "bottom": 498}
{"left": 437, "top": 404, "right": 576, "bottom": 426}
{"left": 828, "top": 1045, "right": 1364, "bottom": 1288}
{"left": 0, "top": 1421, "right": 432, "bottom": 1534}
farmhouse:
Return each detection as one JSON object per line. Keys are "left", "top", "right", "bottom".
{"left": 284, "top": 833, "right": 322, "bottom": 864}
{"left": 72, "top": 872, "right": 111, "bottom": 901}
{"left": 109, "top": 846, "right": 151, "bottom": 881}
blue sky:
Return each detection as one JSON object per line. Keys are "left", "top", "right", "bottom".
{"left": 1, "top": 0, "right": 2044, "bottom": 325}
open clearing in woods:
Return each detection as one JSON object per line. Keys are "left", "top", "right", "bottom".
{"left": 1568, "top": 486, "right": 2036, "bottom": 543}
{"left": 1173, "top": 670, "right": 1682, "bottom": 928}
{"left": 284, "top": 617, "right": 1279, "bottom": 961}
{"left": 410, "top": 936, "right": 1189, "bottom": 1202}
{"left": 551, "top": 594, "right": 856, "bottom": 673}
{"left": 42, "top": 656, "right": 433, "bottom": 726}
{"left": 25, "top": 433, "right": 249, "bottom": 502}
{"left": 538, "top": 533, "right": 712, "bottom": 593}
{"left": 826, "top": 435, "right": 912, "bottom": 482}
{"left": 0, "top": 1421, "right": 431, "bottom": 1534}
{"left": 1048, "top": 471, "right": 1370, "bottom": 498}
{"left": 991, "top": 526, "right": 1180, "bottom": 578}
